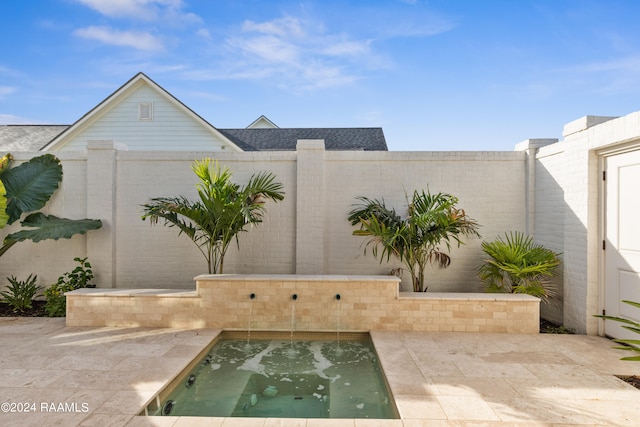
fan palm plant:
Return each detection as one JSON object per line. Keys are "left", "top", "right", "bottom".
{"left": 141, "top": 158, "right": 284, "bottom": 274}
{"left": 478, "top": 231, "right": 560, "bottom": 302}
{"left": 348, "top": 190, "right": 480, "bottom": 292}
{"left": 0, "top": 153, "right": 102, "bottom": 258}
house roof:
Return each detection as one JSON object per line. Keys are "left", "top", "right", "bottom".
{"left": 1, "top": 73, "right": 388, "bottom": 152}
{"left": 41, "top": 72, "right": 244, "bottom": 152}
{"left": 247, "top": 115, "right": 279, "bottom": 129}
{"left": 0, "top": 125, "right": 68, "bottom": 151}
{"left": 218, "top": 128, "right": 388, "bottom": 151}
{"left": 1, "top": 125, "right": 388, "bottom": 152}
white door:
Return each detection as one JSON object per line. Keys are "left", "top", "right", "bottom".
{"left": 604, "top": 150, "right": 640, "bottom": 339}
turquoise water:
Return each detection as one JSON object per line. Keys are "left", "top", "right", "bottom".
{"left": 150, "top": 337, "right": 398, "bottom": 419}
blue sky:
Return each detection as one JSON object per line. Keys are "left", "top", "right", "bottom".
{"left": 1, "top": 0, "right": 640, "bottom": 150}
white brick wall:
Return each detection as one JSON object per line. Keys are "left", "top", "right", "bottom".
{"left": 1, "top": 152, "right": 89, "bottom": 287}
{"left": 5, "top": 109, "right": 640, "bottom": 336}
{"left": 0, "top": 146, "right": 527, "bottom": 295}
{"left": 534, "top": 111, "right": 640, "bottom": 334}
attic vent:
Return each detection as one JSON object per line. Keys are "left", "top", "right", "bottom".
{"left": 138, "top": 103, "right": 153, "bottom": 120}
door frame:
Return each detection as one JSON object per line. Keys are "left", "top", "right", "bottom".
{"left": 597, "top": 140, "right": 640, "bottom": 337}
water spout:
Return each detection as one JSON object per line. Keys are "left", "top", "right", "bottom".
{"left": 286, "top": 293, "right": 299, "bottom": 358}
{"left": 335, "top": 294, "right": 342, "bottom": 353}
{"left": 246, "top": 293, "right": 256, "bottom": 348}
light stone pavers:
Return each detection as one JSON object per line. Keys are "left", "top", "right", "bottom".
{"left": 1, "top": 318, "right": 640, "bottom": 426}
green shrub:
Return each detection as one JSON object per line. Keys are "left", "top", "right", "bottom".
{"left": 478, "top": 231, "right": 560, "bottom": 302}
{"left": 0, "top": 274, "right": 42, "bottom": 313}
{"left": 56, "top": 257, "right": 95, "bottom": 289}
{"left": 44, "top": 283, "right": 74, "bottom": 317}
{"left": 44, "top": 257, "right": 96, "bottom": 317}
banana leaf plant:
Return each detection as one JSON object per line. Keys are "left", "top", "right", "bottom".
{"left": 0, "top": 153, "right": 102, "bottom": 258}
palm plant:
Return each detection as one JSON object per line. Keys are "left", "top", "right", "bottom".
{"left": 0, "top": 153, "right": 102, "bottom": 258}
{"left": 595, "top": 300, "right": 640, "bottom": 361}
{"left": 141, "top": 158, "right": 284, "bottom": 274}
{"left": 478, "top": 231, "right": 560, "bottom": 302}
{"left": 348, "top": 190, "right": 480, "bottom": 292}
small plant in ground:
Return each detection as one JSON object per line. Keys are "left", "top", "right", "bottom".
{"left": 478, "top": 231, "right": 560, "bottom": 303}
{"left": 44, "top": 257, "right": 96, "bottom": 317}
{"left": 55, "top": 257, "right": 96, "bottom": 289}
{"left": 0, "top": 274, "right": 42, "bottom": 313}
{"left": 595, "top": 300, "right": 640, "bottom": 361}
{"left": 44, "top": 283, "right": 74, "bottom": 317}
{"left": 540, "top": 319, "right": 575, "bottom": 334}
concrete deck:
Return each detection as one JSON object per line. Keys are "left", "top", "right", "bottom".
{"left": 1, "top": 317, "right": 639, "bottom": 426}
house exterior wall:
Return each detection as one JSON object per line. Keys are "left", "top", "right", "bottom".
{"left": 533, "top": 111, "right": 640, "bottom": 334}
{"left": 56, "top": 84, "right": 230, "bottom": 151}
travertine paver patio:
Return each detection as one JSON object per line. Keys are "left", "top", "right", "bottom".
{"left": 1, "top": 318, "right": 639, "bottom": 426}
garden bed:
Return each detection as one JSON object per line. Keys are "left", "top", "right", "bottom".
{"left": 0, "top": 300, "right": 47, "bottom": 317}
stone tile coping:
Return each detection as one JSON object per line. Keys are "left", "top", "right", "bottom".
{"left": 68, "top": 287, "right": 537, "bottom": 302}
{"left": 194, "top": 274, "right": 402, "bottom": 282}
{"left": 68, "top": 288, "right": 198, "bottom": 297}
{"left": 398, "top": 292, "right": 539, "bottom": 301}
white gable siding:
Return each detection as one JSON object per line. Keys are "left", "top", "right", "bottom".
{"left": 58, "top": 84, "right": 230, "bottom": 151}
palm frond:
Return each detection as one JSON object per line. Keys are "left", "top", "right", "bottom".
{"left": 349, "top": 189, "right": 480, "bottom": 292}
{"left": 478, "top": 231, "right": 560, "bottom": 302}
{"left": 142, "top": 158, "right": 284, "bottom": 274}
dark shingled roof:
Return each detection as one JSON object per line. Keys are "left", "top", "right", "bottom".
{"left": 218, "top": 128, "right": 387, "bottom": 151}
{"left": 0, "top": 125, "right": 69, "bottom": 151}
{"left": 0, "top": 125, "right": 388, "bottom": 152}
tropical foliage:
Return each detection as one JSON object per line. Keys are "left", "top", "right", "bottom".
{"left": 44, "top": 257, "right": 96, "bottom": 317}
{"left": 478, "top": 231, "right": 560, "bottom": 302}
{"left": 348, "top": 190, "right": 480, "bottom": 292}
{"left": 595, "top": 300, "right": 640, "bottom": 361}
{"left": 141, "top": 158, "right": 285, "bottom": 274}
{"left": 0, "top": 274, "right": 42, "bottom": 313}
{"left": 0, "top": 153, "right": 102, "bottom": 258}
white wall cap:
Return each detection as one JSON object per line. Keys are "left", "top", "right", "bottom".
{"left": 562, "top": 115, "right": 618, "bottom": 138}
{"left": 296, "top": 139, "right": 325, "bottom": 150}
{"left": 514, "top": 138, "right": 559, "bottom": 151}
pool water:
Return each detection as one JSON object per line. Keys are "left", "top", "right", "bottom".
{"left": 147, "top": 335, "right": 398, "bottom": 419}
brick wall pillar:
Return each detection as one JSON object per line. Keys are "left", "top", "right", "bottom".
{"left": 295, "top": 140, "right": 326, "bottom": 274}
{"left": 86, "top": 141, "right": 117, "bottom": 288}
{"left": 515, "top": 138, "right": 557, "bottom": 235}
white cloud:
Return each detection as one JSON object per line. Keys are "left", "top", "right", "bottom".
{"left": 241, "top": 16, "right": 304, "bottom": 38}
{"left": 74, "top": 26, "right": 164, "bottom": 51}
{"left": 0, "top": 114, "right": 32, "bottom": 124}
{"left": 230, "top": 35, "right": 300, "bottom": 64}
{"left": 0, "top": 86, "right": 16, "bottom": 99}
{"left": 218, "top": 15, "right": 379, "bottom": 90}
{"left": 181, "top": 7, "right": 450, "bottom": 92}
{"left": 321, "top": 40, "right": 371, "bottom": 57}
{"left": 196, "top": 28, "right": 211, "bottom": 39}
{"left": 73, "top": 0, "right": 201, "bottom": 24}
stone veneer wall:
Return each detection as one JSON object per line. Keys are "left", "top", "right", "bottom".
{"left": 66, "top": 275, "right": 539, "bottom": 333}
